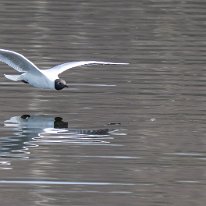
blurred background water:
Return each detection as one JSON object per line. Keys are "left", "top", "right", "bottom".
{"left": 0, "top": 0, "right": 206, "bottom": 205}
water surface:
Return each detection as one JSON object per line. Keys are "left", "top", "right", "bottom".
{"left": 0, "top": 0, "right": 206, "bottom": 205}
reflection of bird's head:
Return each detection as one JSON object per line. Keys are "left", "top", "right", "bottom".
{"left": 54, "top": 117, "right": 68, "bottom": 128}
{"left": 54, "top": 79, "right": 68, "bottom": 90}
{"left": 21, "top": 114, "right": 31, "bottom": 119}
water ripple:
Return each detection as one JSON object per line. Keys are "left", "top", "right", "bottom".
{"left": 0, "top": 114, "right": 125, "bottom": 159}
{"left": 0, "top": 180, "right": 135, "bottom": 186}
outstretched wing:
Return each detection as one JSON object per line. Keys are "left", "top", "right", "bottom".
{"left": 0, "top": 49, "right": 41, "bottom": 74}
{"left": 47, "top": 61, "right": 129, "bottom": 76}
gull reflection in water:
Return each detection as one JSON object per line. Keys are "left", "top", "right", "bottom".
{"left": 1, "top": 115, "right": 125, "bottom": 161}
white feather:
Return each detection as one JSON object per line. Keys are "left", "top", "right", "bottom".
{"left": 47, "top": 61, "right": 129, "bottom": 76}
{"left": 0, "top": 49, "right": 41, "bottom": 74}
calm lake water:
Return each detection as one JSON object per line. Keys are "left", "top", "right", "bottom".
{"left": 0, "top": 0, "right": 206, "bottom": 205}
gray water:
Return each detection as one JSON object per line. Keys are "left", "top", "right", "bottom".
{"left": 0, "top": 0, "right": 206, "bottom": 205}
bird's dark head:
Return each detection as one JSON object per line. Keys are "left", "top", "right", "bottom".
{"left": 55, "top": 79, "right": 68, "bottom": 90}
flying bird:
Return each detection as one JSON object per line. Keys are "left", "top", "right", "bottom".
{"left": 0, "top": 49, "right": 128, "bottom": 90}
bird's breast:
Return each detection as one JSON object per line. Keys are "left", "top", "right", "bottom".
{"left": 23, "top": 73, "right": 55, "bottom": 89}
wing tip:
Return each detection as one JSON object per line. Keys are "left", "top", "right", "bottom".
{"left": 94, "top": 61, "right": 130, "bottom": 65}
{"left": 116, "top": 62, "right": 129, "bottom": 65}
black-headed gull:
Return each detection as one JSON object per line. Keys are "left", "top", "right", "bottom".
{"left": 0, "top": 49, "right": 128, "bottom": 90}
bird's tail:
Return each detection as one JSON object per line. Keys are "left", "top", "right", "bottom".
{"left": 4, "top": 74, "right": 22, "bottom": 81}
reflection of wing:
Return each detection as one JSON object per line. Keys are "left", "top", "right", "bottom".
{"left": 4, "top": 115, "right": 55, "bottom": 130}
{"left": 47, "top": 61, "right": 129, "bottom": 76}
{"left": 0, "top": 49, "right": 42, "bottom": 74}
{"left": 75, "top": 129, "right": 109, "bottom": 135}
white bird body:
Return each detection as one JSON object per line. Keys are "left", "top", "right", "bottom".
{"left": 0, "top": 49, "right": 128, "bottom": 90}
{"left": 5, "top": 69, "right": 56, "bottom": 89}
{"left": 24, "top": 71, "right": 56, "bottom": 89}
